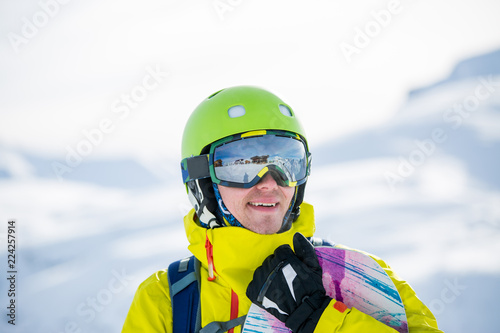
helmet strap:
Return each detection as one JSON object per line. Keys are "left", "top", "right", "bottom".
{"left": 277, "top": 186, "right": 299, "bottom": 233}
{"left": 187, "top": 178, "right": 220, "bottom": 228}
{"left": 212, "top": 184, "right": 244, "bottom": 228}
{"left": 278, "top": 182, "right": 305, "bottom": 232}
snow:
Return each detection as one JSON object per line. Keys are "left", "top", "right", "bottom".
{"left": 1, "top": 66, "right": 499, "bottom": 332}
{"left": 1, "top": 1, "right": 500, "bottom": 331}
{"left": 0, "top": 177, "right": 192, "bottom": 332}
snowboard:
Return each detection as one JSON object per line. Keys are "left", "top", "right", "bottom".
{"left": 242, "top": 246, "right": 408, "bottom": 333}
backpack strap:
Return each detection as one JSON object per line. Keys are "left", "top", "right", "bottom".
{"left": 168, "top": 256, "right": 201, "bottom": 333}
{"left": 199, "top": 315, "right": 247, "bottom": 333}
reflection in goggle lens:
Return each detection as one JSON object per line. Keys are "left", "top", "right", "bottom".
{"left": 213, "top": 135, "right": 307, "bottom": 185}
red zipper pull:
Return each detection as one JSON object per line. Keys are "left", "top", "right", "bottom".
{"left": 205, "top": 233, "right": 216, "bottom": 281}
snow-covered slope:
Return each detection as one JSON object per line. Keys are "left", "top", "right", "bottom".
{"left": 309, "top": 49, "right": 500, "bottom": 332}
{"left": 1, "top": 49, "right": 499, "bottom": 332}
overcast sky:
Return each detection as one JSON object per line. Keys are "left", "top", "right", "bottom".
{"left": 1, "top": 0, "right": 499, "bottom": 161}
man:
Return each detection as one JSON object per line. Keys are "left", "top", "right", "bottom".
{"left": 122, "top": 86, "right": 442, "bottom": 332}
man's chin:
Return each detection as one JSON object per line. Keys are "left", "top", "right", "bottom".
{"left": 244, "top": 215, "right": 283, "bottom": 234}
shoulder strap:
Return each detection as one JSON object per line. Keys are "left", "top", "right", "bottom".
{"left": 199, "top": 315, "right": 247, "bottom": 333}
{"left": 168, "top": 256, "right": 201, "bottom": 333}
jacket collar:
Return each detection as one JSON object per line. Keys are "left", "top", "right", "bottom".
{"left": 183, "top": 202, "right": 315, "bottom": 295}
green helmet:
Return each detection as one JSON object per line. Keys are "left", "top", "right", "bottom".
{"left": 182, "top": 85, "right": 308, "bottom": 159}
{"left": 181, "top": 85, "right": 310, "bottom": 231}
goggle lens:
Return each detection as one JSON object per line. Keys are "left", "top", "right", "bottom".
{"left": 180, "top": 131, "right": 310, "bottom": 188}
{"left": 212, "top": 134, "right": 307, "bottom": 187}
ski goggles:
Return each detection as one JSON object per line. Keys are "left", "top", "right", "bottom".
{"left": 181, "top": 130, "right": 311, "bottom": 188}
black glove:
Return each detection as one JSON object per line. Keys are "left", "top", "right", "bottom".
{"left": 246, "top": 233, "right": 332, "bottom": 332}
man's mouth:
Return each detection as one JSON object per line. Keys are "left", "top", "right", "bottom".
{"left": 248, "top": 202, "right": 277, "bottom": 207}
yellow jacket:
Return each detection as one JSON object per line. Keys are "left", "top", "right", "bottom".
{"left": 122, "top": 203, "right": 442, "bottom": 332}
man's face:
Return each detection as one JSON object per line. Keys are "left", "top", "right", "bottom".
{"left": 218, "top": 173, "right": 295, "bottom": 234}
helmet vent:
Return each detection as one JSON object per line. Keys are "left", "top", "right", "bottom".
{"left": 279, "top": 104, "right": 293, "bottom": 117}
{"left": 227, "top": 105, "right": 246, "bottom": 118}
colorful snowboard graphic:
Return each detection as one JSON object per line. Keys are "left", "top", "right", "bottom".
{"left": 242, "top": 247, "right": 408, "bottom": 333}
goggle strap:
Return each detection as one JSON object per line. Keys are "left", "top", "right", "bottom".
{"left": 181, "top": 154, "right": 210, "bottom": 183}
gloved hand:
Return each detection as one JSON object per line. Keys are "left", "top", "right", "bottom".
{"left": 246, "top": 233, "right": 332, "bottom": 332}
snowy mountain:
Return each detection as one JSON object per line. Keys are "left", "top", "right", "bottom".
{"left": 409, "top": 48, "right": 500, "bottom": 97}
{"left": 314, "top": 48, "right": 500, "bottom": 190}
{"left": 0, "top": 147, "right": 175, "bottom": 189}
{"left": 1, "top": 49, "right": 499, "bottom": 332}
{"left": 309, "top": 48, "right": 500, "bottom": 332}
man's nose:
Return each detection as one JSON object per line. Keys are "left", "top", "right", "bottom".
{"left": 255, "top": 173, "right": 279, "bottom": 190}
